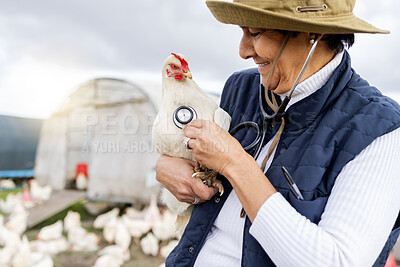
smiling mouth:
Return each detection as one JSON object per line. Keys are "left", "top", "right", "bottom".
{"left": 258, "top": 61, "right": 270, "bottom": 67}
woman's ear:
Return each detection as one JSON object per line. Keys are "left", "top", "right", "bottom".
{"left": 307, "top": 33, "right": 324, "bottom": 44}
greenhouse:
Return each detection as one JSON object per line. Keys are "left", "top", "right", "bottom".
{"left": 34, "top": 78, "right": 160, "bottom": 203}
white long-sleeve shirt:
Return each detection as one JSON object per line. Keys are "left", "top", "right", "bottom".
{"left": 195, "top": 51, "right": 400, "bottom": 266}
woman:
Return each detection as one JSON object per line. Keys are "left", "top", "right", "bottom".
{"left": 156, "top": 0, "right": 400, "bottom": 266}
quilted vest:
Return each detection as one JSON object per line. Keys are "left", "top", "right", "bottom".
{"left": 166, "top": 51, "right": 400, "bottom": 267}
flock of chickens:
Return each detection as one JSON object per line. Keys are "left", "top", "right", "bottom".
{"left": 0, "top": 180, "right": 180, "bottom": 267}
{"left": 1, "top": 52, "right": 221, "bottom": 266}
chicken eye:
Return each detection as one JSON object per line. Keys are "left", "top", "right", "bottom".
{"left": 170, "top": 64, "right": 179, "bottom": 70}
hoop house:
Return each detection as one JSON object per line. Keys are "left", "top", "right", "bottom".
{"left": 34, "top": 78, "right": 160, "bottom": 203}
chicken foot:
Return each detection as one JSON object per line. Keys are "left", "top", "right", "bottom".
{"left": 192, "top": 161, "right": 224, "bottom": 196}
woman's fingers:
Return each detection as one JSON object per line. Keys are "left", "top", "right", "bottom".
{"left": 170, "top": 177, "right": 217, "bottom": 204}
{"left": 155, "top": 155, "right": 218, "bottom": 205}
{"left": 184, "top": 119, "right": 204, "bottom": 128}
{"left": 182, "top": 119, "right": 242, "bottom": 175}
{"left": 190, "top": 177, "right": 219, "bottom": 201}
{"left": 155, "top": 155, "right": 195, "bottom": 199}
{"left": 182, "top": 126, "right": 201, "bottom": 139}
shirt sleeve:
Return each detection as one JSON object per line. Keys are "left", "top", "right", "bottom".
{"left": 249, "top": 127, "right": 400, "bottom": 267}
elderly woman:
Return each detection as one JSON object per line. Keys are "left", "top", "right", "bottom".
{"left": 156, "top": 0, "right": 400, "bottom": 266}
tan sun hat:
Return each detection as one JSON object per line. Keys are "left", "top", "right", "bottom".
{"left": 206, "top": 0, "right": 389, "bottom": 34}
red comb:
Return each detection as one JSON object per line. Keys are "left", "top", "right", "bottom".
{"left": 171, "top": 53, "right": 189, "bottom": 70}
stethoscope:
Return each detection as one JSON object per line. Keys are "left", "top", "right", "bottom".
{"left": 173, "top": 106, "right": 197, "bottom": 129}
{"left": 173, "top": 34, "right": 320, "bottom": 160}
{"left": 229, "top": 34, "right": 320, "bottom": 159}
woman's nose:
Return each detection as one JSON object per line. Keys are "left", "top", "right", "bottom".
{"left": 239, "top": 35, "right": 256, "bottom": 60}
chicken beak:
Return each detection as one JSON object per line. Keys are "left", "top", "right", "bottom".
{"left": 183, "top": 71, "right": 192, "bottom": 79}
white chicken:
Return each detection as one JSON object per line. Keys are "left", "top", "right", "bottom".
{"left": 30, "top": 253, "right": 54, "bottom": 267}
{"left": 0, "top": 221, "right": 21, "bottom": 266}
{"left": 93, "top": 207, "right": 119, "bottom": 229}
{"left": 0, "top": 179, "right": 16, "bottom": 189}
{"left": 92, "top": 253, "right": 124, "bottom": 267}
{"left": 152, "top": 209, "right": 178, "bottom": 241}
{"left": 67, "top": 224, "right": 99, "bottom": 251}
{"left": 140, "top": 232, "right": 159, "bottom": 257}
{"left": 98, "top": 245, "right": 130, "bottom": 263}
{"left": 152, "top": 53, "right": 231, "bottom": 227}
{"left": 0, "top": 192, "right": 22, "bottom": 214}
{"left": 69, "top": 229, "right": 100, "bottom": 251}
{"left": 124, "top": 206, "right": 145, "bottom": 220}
{"left": 76, "top": 172, "right": 88, "bottom": 190}
{"left": 122, "top": 214, "right": 151, "bottom": 239}
{"left": 103, "top": 216, "right": 117, "bottom": 244}
{"left": 67, "top": 224, "right": 87, "bottom": 243}
{"left": 29, "top": 179, "right": 52, "bottom": 203}
{"left": 144, "top": 194, "right": 161, "bottom": 225}
{"left": 37, "top": 220, "right": 63, "bottom": 241}
{"left": 77, "top": 232, "right": 100, "bottom": 252}
{"left": 160, "top": 239, "right": 179, "bottom": 259}
{"left": 5, "top": 202, "right": 28, "bottom": 235}
{"left": 0, "top": 247, "right": 17, "bottom": 266}
{"left": 64, "top": 210, "right": 81, "bottom": 232}
{"left": 11, "top": 235, "right": 31, "bottom": 267}
{"left": 114, "top": 217, "right": 131, "bottom": 250}
{"left": 0, "top": 221, "right": 21, "bottom": 249}
{"left": 29, "top": 237, "right": 69, "bottom": 255}
{"left": 0, "top": 246, "right": 16, "bottom": 266}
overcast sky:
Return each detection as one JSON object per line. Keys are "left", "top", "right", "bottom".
{"left": 0, "top": 0, "right": 399, "bottom": 119}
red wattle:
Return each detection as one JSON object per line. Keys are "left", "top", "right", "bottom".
{"left": 175, "top": 75, "right": 183, "bottom": 80}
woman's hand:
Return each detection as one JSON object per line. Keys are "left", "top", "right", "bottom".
{"left": 155, "top": 155, "right": 218, "bottom": 204}
{"left": 183, "top": 119, "right": 276, "bottom": 221}
{"left": 183, "top": 119, "right": 247, "bottom": 177}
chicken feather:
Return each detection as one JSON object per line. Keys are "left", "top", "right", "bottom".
{"left": 152, "top": 53, "right": 231, "bottom": 231}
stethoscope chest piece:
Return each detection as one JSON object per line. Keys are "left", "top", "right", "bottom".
{"left": 173, "top": 106, "right": 197, "bottom": 128}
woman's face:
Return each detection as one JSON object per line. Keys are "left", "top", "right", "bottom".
{"left": 239, "top": 27, "right": 312, "bottom": 94}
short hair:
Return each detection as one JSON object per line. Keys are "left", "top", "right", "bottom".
{"left": 321, "top": 34, "right": 355, "bottom": 53}
{"left": 276, "top": 30, "right": 355, "bottom": 53}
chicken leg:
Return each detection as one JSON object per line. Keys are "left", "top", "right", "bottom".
{"left": 192, "top": 161, "right": 224, "bottom": 196}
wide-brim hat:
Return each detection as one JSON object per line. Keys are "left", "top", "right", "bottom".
{"left": 206, "top": 0, "right": 389, "bottom": 34}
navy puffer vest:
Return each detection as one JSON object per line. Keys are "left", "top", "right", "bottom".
{"left": 166, "top": 51, "right": 400, "bottom": 266}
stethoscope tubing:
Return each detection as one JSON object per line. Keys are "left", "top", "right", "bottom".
{"left": 230, "top": 35, "right": 320, "bottom": 159}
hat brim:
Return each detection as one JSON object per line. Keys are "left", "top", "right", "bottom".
{"left": 206, "top": 1, "right": 389, "bottom": 34}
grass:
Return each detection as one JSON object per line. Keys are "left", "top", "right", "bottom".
{"left": 0, "top": 187, "right": 23, "bottom": 216}
{"left": 30, "top": 200, "right": 92, "bottom": 230}
{"left": 0, "top": 188, "right": 23, "bottom": 200}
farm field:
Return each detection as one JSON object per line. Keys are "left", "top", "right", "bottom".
{"left": 1, "top": 188, "right": 168, "bottom": 267}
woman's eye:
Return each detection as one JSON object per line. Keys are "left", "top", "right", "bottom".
{"left": 250, "top": 32, "right": 261, "bottom": 37}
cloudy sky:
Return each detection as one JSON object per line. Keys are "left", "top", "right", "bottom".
{"left": 0, "top": 0, "right": 399, "bottom": 119}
